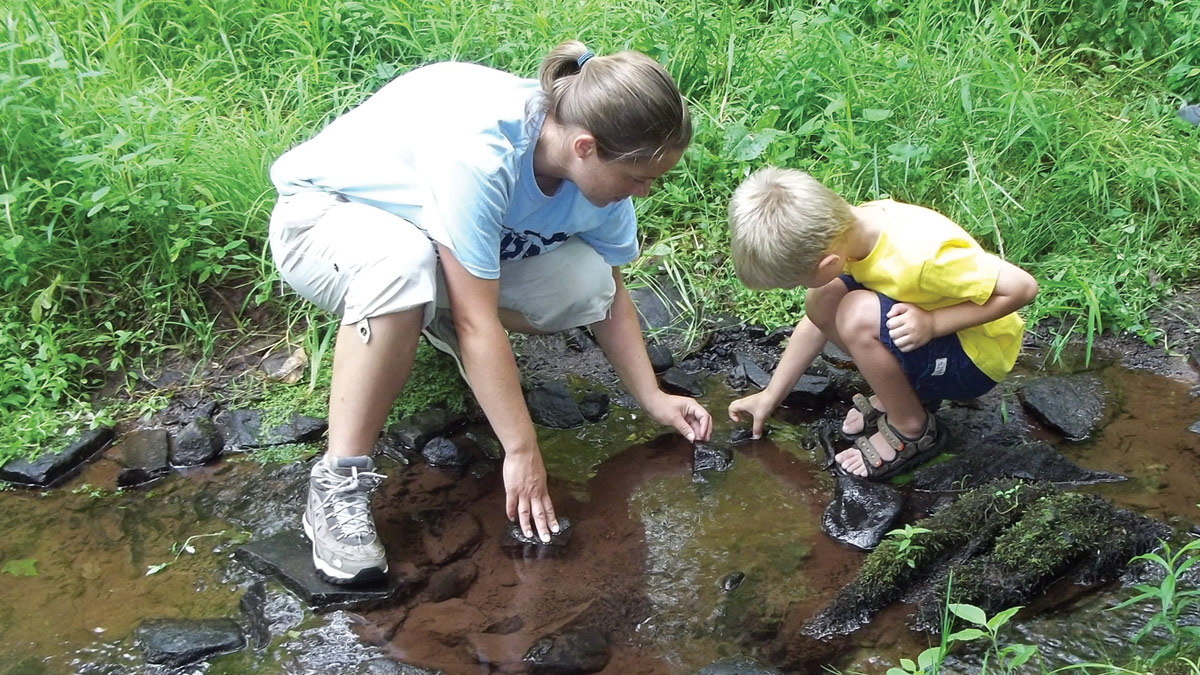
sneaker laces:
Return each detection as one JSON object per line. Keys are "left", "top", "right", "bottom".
{"left": 314, "top": 464, "right": 385, "bottom": 543}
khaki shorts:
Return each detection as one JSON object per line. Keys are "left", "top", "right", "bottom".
{"left": 269, "top": 191, "right": 616, "bottom": 332}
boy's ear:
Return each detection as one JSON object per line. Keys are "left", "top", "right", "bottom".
{"left": 816, "top": 252, "right": 843, "bottom": 274}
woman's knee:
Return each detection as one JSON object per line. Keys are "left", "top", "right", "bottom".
{"left": 499, "top": 238, "right": 615, "bottom": 333}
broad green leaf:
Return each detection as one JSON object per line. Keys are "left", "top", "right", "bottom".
{"left": 916, "top": 647, "right": 941, "bottom": 669}
{"left": 900, "top": 658, "right": 916, "bottom": 670}
{"left": 986, "top": 605, "right": 1022, "bottom": 631}
{"left": 947, "top": 628, "right": 986, "bottom": 642}
{"left": 2, "top": 558, "right": 37, "bottom": 576}
{"left": 948, "top": 603, "right": 987, "bottom": 626}
{"left": 863, "top": 108, "right": 892, "bottom": 121}
{"left": 1005, "top": 643, "right": 1037, "bottom": 668}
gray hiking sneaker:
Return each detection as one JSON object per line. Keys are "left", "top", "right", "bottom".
{"left": 421, "top": 308, "right": 467, "bottom": 383}
{"left": 302, "top": 455, "right": 388, "bottom": 585}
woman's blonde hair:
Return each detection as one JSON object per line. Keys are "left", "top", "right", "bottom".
{"left": 538, "top": 40, "right": 691, "bottom": 162}
{"left": 729, "top": 167, "right": 854, "bottom": 289}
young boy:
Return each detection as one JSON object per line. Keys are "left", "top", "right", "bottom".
{"left": 726, "top": 167, "right": 1038, "bottom": 480}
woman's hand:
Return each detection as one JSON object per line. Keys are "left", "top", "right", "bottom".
{"left": 643, "top": 390, "right": 713, "bottom": 443}
{"left": 502, "top": 448, "right": 559, "bottom": 543}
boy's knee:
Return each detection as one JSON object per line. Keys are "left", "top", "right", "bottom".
{"left": 834, "top": 290, "right": 881, "bottom": 345}
{"left": 805, "top": 280, "right": 845, "bottom": 329}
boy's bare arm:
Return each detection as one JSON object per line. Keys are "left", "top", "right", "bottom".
{"left": 886, "top": 260, "right": 1038, "bottom": 353}
{"left": 729, "top": 315, "right": 827, "bottom": 436}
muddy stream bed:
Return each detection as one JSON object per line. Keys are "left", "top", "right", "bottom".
{"left": 2, "top": 339, "right": 1199, "bottom": 674}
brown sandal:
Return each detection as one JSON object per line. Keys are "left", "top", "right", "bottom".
{"left": 840, "top": 393, "right": 884, "bottom": 441}
{"left": 847, "top": 412, "right": 944, "bottom": 481}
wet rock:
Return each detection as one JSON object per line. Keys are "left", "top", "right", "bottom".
{"left": 375, "top": 433, "right": 419, "bottom": 465}
{"left": 757, "top": 326, "right": 792, "bottom": 347}
{"left": 116, "top": 429, "right": 171, "bottom": 488}
{"left": 563, "top": 327, "right": 596, "bottom": 352}
{"left": 421, "top": 511, "right": 483, "bottom": 565}
{"left": 421, "top": 437, "right": 472, "bottom": 467}
{"left": 698, "top": 656, "right": 783, "bottom": 675}
{"left": 734, "top": 353, "right": 772, "bottom": 389}
{"left": 1018, "top": 374, "right": 1108, "bottom": 440}
{"left": 234, "top": 530, "right": 405, "bottom": 611}
{"left": 525, "top": 381, "right": 585, "bottom": 429}
{"left": 523, "top": 625, "right": 610, "bottom": 674}
{"left": 729, "top": 428, "right": 758, "bottom": 445}
{"left": 422, "top": 560, "right": 478, "bottom": 602}
{"left": 659, "top": 367, "right": 705, "bottom": 397}
{"left": 646, "top": 340, "right": 674, "bottom": 373}
{"left": 822, "top": 364, "right": 869, "bottom": 403}
{"left": 938, "top": 395, "right": 1031, "bottom": 447}
{"left": 239, "top": 580, "right": 271, "bottom": 650}
{"left": 727, "top": 364, "right": 750, "bottom": 390}
{"left": 133, "top": 618, "right": 245, "bottom": 667}
{"left": 693, "top": 443, "right": 733, "bottom": 474}
{"left": 172, "top": 417, "right": 222, "bottom": 466}
{"left": 0, "top": 427, "right": 113, "bottom": 487}
{"left": 719, "top": 571, "right": 745, "bottom": 592}
{"left": 216, "top": 410, "right": 327, "bottom": 450}
{"left": 821, "top": 342, "right": 854, "bottom": 368}
{"left": 782, "top": 374, "right": 832, "bottom": 407}
{"left": 822, "top": 474, "right": 904, "bottom": 550}
{"left": 908, "top": 442, "right": 1126, "bottom": 491}
{"left": 465, "top": 429, "right": 503, "bottom": 460}
{"left": 385, "top": 408, "right": 471, "bottom": 452}
{"left": 578, "top": 391, "right": 609, "bottom": 422}
{"left": 501, "top": 517, "right": 573, "bottom": 559}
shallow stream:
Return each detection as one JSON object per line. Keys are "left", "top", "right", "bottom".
{"left": 1, "top": 358, "right": 1198, "bottom": 674}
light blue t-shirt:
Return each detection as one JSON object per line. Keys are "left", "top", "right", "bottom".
{"left": 270, "top": 62, "right": 639, "bottom": 279}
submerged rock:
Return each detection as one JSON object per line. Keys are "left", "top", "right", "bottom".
{"left": 500, "top": 517, "right": 573, "bottom": 559}
{"left": 698, "top": 656, "right": 783, "bottom": 675}
{"left": 693, "top": 443, "right": 733, "bottom": 475}
{"left": 578, "top": 391, "right": 609, "bottom": 422}
{"left": 421, "top": 437, "right": 472, "bottom": 467}
{"left": 822, "top": 474, "right": 905, "bottom": 550}
{"left": 523, "top": 625, "right": 610, "bottom": 674}
{"left": 133, "top": 618, "right": 245, "bottom": 667}
{"left": 1018, "top": 374, "right": 1109, "bottom": 441}
{"left": 908, "top": 442, "right": 1126, "bottom": 491}
{"left": 0, "top": 427, "right": 113, "bottom": 487}
{"left": 719, "top": 571, "right": 746, "bottom": 592}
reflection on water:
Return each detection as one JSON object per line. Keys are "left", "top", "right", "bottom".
{"left": 0, "top": 361, "right": 1197, "bottom": 673}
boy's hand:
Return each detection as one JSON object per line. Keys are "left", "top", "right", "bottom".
{"left": 886, "top": 303, "right": 935, "bottom": 352}
{"left": 728, "top": 392, "right": 778, "bottom": 439}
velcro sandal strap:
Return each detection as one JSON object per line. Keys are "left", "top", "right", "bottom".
{"left": 854, "top": 434, "right": 884, "bottom": 468}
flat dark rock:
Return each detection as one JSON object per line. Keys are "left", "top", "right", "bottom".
{"left": 908, "top": 442, "right": 1126, "bottom": 491}
{"left": 172, "top": 417, "right": 222, "bottom": 466}
{"left": 659, "top": 367, "right": 705, "bottom": 398}
{"left": 523, "top": 625, "right": 610, "bottom": 674}
{"left": 133, "top": 618, "right": 245, "bottom": 667}
{"left": 216, "top": 410, "right": 327, "bottom": 450}
{"left": 421, "top": 437, "right": 472, "bottom": 467}
{"left": 525, "top": 381, "right": 584, "bottom": 429}
{"left": 0, "top": 427, "right": 113, "bottom": 487}
{"left": 1018, "top": 374, "right": 1109, "bottom": 441}
{"left": 386, "top": 408, "right": 471, "bottom": 452}
{"left": 646, "top": 341, "right": 674, "bottom": 373}
{"left": 822, "top": 474, "right": 904, "bottom": 550}
{"left": 233, "top": 529, "right": 401, "bottom": 612}
{"left": 116, "top": 428, "right": 170, "bottom": 488}
{"left": 782, "top": 373, "right": 832, "bottom": 406}
{"left": 733, "top": 353, "right": 772, "bottom": 390}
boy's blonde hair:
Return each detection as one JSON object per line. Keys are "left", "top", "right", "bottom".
{"left": 728, "top": 166, "right": 855, "bottom": 289}
{"left": 539, "top": 41, "right": 691, "bottom": 162}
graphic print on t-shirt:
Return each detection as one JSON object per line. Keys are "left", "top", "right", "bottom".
{"left": 499, "top": 227, "right": 570, "bottom": 260}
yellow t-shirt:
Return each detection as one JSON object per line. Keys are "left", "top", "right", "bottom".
{"left": 842, "top": 200, "right": 1024, "bottom": 382}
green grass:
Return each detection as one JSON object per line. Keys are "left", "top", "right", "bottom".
{"left": 2, "top": 0, "right": 1198, "bottom": 463}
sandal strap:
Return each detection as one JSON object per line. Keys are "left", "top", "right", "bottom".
{"left": 854, "top": 434, "right": 884, "bottom": 468}
{"left": 851, "top": 393, "right": 881, "bottom": 420}
{"left": 877, "top": 413, "right": 938, "bottom": 454}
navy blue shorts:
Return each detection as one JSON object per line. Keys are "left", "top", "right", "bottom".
{"left": 839, "top": 275, "right": 997, "bottom": 402}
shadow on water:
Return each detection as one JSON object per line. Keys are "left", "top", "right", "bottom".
{"left": 0, "top": 359, "right": 1197, "bottom": 673}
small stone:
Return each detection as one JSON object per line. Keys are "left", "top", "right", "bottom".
{"left": 172, "top": 417, "right": 222, "bottom": 466}
{"left": 116, "top": 429, "right": 171, "bottom": 488}
{"left": 578, "top": 392, "right": 609, "bottom": 422}
{"left": 693, "top": 443, "right": 733, "bottom": 474}
{"left": 259, "top": 347, "right": 307, "bottom": 384}
{"left": 421, "top": 437, "right": 471, "bottom": 467}
{"left": 719, "top": 571, "right": 745, "bottom": 592}
{"left": 523, "top": 626, "right": 610, "bottom": 674}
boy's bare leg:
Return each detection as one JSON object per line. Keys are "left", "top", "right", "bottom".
{"left": 806, "top": 281, "right": 878, "bottom": 434}
{"left": 828, "top": 291, "right": 928, "bottom": 477}
{"left": 327, "top": 308, "right": 424, "bottom": 458}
